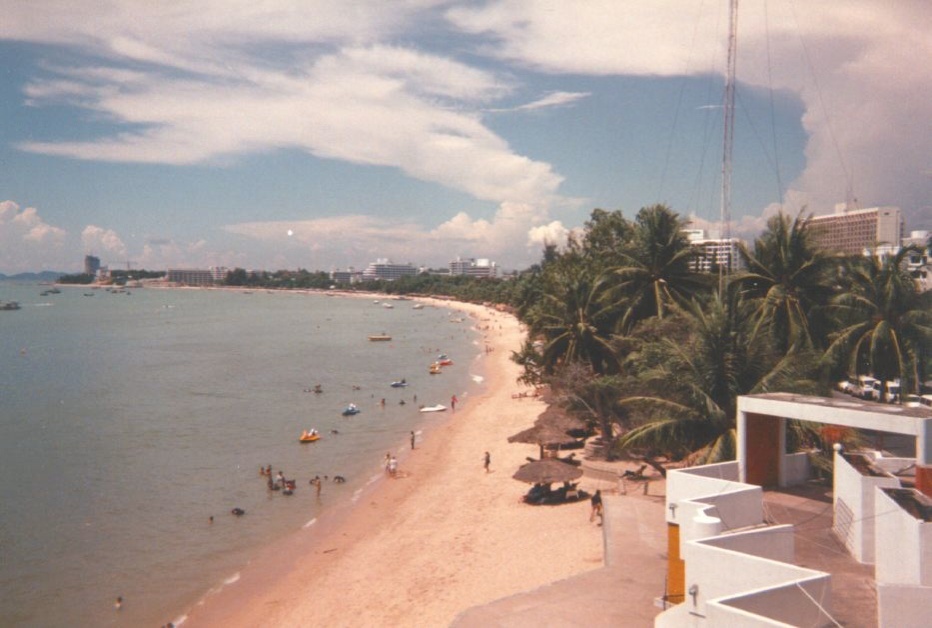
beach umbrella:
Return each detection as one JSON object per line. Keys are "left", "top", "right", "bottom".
{"left": 507, "top": 423, "right": 579, "bottom": 446}
{"left": 512, "top": 459, "right": 583, "bottom": 485}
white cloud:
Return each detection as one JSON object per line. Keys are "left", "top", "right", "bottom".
{"left": 447, "top": 0, "right": 932, "bottom": 228}
{"left": 0, "top": 201, "right": 68, "bottom": 272}
{"left": 223, "top": 201, "right": 559, "bottom": 269}
{"left": 81, "top": 225, "right": 127, "bottom": 258}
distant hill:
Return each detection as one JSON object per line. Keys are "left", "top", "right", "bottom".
{"left": 0, "top": 271, "right": 65, "bottom": 282}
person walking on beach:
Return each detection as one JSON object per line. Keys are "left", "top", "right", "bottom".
{"left": 483, "top": 451, "right": 491, "bottom": 473}
{"left": 590, "top": 489, "right": 603, "bottom": 522}
{"left": 410, "top": 431, "right": 416, "bottom": 450}
{"left": 388, "top": 456, "right": 398, "bottom": 477}
{"left": 451, "top": 394, "right": 457, "bottom": 411}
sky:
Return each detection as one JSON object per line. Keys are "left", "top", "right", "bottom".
{"left": 1, "top": 0, "right": 929, "bottom": 274}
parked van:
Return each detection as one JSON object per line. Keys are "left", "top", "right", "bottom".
{"left": 873, "top": 380, "right": 901, "bottom": 403}
{"left": 857, "top": 375, "right": 879, "bottom": 400}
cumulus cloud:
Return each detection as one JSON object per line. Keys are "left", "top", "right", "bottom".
{"left": 447, "top": 0, "right": 932, "bottom": 227}
{"left": 223, "top": 201, "right": 559, "bottom": 269}
{"left": 0, "top": 200, "right": 68, "bottom": 272}
{"left": 81, "top": 225, "right": 127, "bottom": 258}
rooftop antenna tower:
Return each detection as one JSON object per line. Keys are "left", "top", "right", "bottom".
{"left": 720, "top": 0, "right": 739, "bottom": 295}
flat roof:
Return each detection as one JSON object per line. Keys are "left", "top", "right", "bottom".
{"left": 738, "top": 393, "right": 932, "bottom": 437}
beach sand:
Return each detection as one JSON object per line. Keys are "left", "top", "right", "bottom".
{"left": 182, "top": 299, "right": 606, "bottom": 627}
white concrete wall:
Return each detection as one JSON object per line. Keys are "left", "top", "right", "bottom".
{"left": 874, "top": 488, "right": 930, "bottom": 585}
{"left": 832, "top": 451, "right": 900, "bottom": 563}
{"left": 711, "top": 579, "right": 834, "bottom": 627}
{"left": 780, "top": 451, "right": 810, "bottom": 486}
{"left": 876, "top": 583, "right": 932, "bottom": 628}
{"left": 681, "top": 527, "right": 830, "bottom": 622}
{"left": 666, "top": 463, "right": 758, "bottom": 529}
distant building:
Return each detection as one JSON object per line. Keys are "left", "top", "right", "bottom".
{"left": 903, "top": 230, "right": 931, "bottom": 291}
{"left": 209, "top": 266, "right": 228, "bottom": 283}
{"left": 684, "top": 230, "right": 744, "bottom": 273}
{"left": 84, "top": 255, "right": 100, "bottom": 276}
{"left": 330, "top": 267, "right": 362, "bottom": 284}
{"left": 449, "top": 257, "right": 498, "bottom": 278}
{"left": 809, "top": 204, "right": 903, "bottom": 255}
{"left": 166, "top": 269, "right": 216, "bottom": 286}
{"left": 361, "top": 259, "right": 418, "bottom": 281}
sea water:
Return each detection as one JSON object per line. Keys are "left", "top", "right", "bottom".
{"left": 0, "top": 284, "right": 483, "bottom": 627}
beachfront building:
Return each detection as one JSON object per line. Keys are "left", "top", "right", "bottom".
{"left": 166, "top": 268, "right": 216, "bottom": 286}
{"left": 808, "top": 204, "right": 904, "bottom": 256}
{"left": 84, "top": 254, "right": 100, "bottom": 276}
{"left": 683, "top": 229, "right": 744, "bottom": 273}
{"left": 330, "top": 267, "right": 362, "bottom": 285}
{"left": 361, "top": 259, "right": 418, "bottom": 281}
{"left": 449, "top": 257, "right": 498, "bottom": 278}
{"left": 656, "top": 393, "right": 932, "bottom": 627}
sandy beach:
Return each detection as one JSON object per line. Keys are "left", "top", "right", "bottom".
{"left": 182, "top": 298, "right": 608, "bottom": 627}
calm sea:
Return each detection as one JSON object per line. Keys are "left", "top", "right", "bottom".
{"left": 0, "top": 284, "right": 483, "bottom": 627}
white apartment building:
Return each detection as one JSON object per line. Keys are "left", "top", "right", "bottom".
{"left": 449, "top": 257, "right": 498, "bottom": 278}
{"left": 684, "top": 229, "right": 744, "bottom": 273}
{"left": 361, "top": 258, "right": 418, "bottom": 281}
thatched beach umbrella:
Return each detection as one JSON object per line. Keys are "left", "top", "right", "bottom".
{"left": 512, "top": 459, "right": 583, "bottom": 485}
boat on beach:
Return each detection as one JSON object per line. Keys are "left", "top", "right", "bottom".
{"left": 419, "top": 404, "right": 447, "bottom": 413}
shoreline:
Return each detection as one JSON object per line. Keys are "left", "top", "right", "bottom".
{"left": 180, "top": 298, "right": 605, "bottom": 627}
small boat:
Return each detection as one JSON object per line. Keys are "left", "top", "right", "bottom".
{"left": 429, "top": 363, "right": 442, "bottom": 375}
{"left": 0, "top": 301, "right": 21, "bottom": 311}
{"left": 390, "top": 380, "right": 408, "bottom": 388}
{"left": 419, "top": 404, "right": 447, "bottom": 413}
{"left": 438, "top": 358, "right": 453, "bottom": 366}
{"left": 299, "top": 431, "right": 321, "bottom": 443}
{"left": 341, "top": 404, "right": 361, "bottom": 416}
{"left": 369, "top": 334, "right": 392, "bottom": 341}
{"left": 412, "top": 303, "right": 424, "bottom": 310}
{"left": 382, "top": 303, "right": 394, "bottom": 309}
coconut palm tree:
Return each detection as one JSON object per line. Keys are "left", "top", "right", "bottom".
{"left": 733, "top": 211, "right": 838, "bottom": 353}
{"left": 611, "top": 204, "right": 710, "bottom": 333}
{"left": 616, "top": 292, "right": 818, "bottom": 465}
{"left": 824, "top": 245, "right": 932, "bottom": 396}
{"left": 526, "top": 258, "right": 622, "bottom": 375}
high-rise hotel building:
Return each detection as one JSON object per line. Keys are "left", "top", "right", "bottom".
{"left": 808, "top": 205, "right": 903, "bottom": 255}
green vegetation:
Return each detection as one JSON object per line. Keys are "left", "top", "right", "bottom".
{"left": 508, "top": 204, "right": 932, "bottom": 470}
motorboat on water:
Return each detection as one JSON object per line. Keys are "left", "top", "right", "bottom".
{"left": 428, "top": 363, "right": 442, "bottom": 375}
{"left": 390, "top": 380, "right": 408, "bottom": 388}
{"left": 299, "top": 430, "right": 321, "bottom": 443}
{"left": 341, "top": 404, "right": 361, "bottom": 416}
{"left": 419, "top": 404, "right": 447, "bottom": 413}
{"left": 437, "top": 358, "right": 453, "bottom": 366}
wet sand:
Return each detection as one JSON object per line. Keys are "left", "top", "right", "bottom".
{"left": 182, "top": 299, "right": 605, "bottom": 627}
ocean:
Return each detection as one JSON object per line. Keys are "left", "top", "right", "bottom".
{"left": 0, "top": 284, "right": 484, "bottom": 627}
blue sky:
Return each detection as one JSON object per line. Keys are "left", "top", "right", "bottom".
{"left": 1, "top": 1, "right": 929, "bottom": 274}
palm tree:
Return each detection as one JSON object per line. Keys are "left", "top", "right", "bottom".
{"left": 824, "top": 246, "right": 932, "bottom": 396}
{"left": 611, "top": 204, "right": 710, "bottom": 333}
{"left": 616, "top": 292, "right": 818, "bottom": 465}
{"left": 733, "top": 211, "right": 838, "bottom": 353}
{"left": 526, "top": 258, "right": 621, "bottom": 375}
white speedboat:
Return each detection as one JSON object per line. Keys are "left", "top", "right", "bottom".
{"left": 419, "top": 404, "right": 447, "bottom": 413}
